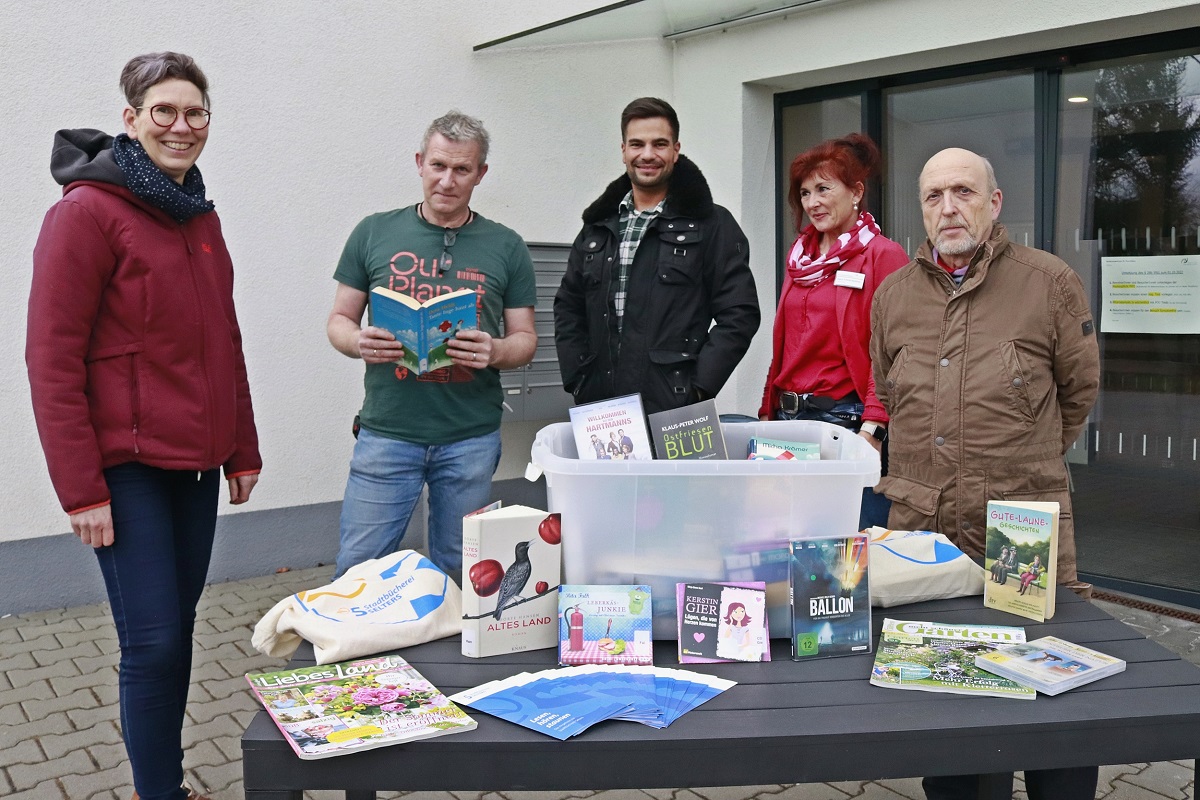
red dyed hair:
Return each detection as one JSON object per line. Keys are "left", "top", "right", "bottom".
{"left": 787, "top": 132, "right": 882, "bottom": 233}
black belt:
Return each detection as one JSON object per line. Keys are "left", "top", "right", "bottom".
{"left": 777, "top": 391, "right": 861, "bottom": 422}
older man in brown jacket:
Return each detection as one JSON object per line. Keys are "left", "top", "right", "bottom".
{"left": 871, "top": 147, "right": 1101, "bottom": 800}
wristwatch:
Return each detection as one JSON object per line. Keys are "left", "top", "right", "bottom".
{"left": 860, "top": 421, "right": 887, "bottom": 442}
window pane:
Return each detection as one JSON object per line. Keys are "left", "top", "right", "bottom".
{"left": 884, "top": 73, "right": 1036, "bottom": 257}
{"left": 777, "top": 97, "right": 863, "bottom": 279}
{"left": 1055, "top": 50, "right": 1200, "bottom": 595}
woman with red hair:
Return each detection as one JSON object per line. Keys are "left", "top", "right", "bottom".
{"left": 759, "top": 133, "right": 908, "bottom": 529}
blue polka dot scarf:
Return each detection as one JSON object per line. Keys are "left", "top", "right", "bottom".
{"left": 111, "top": 133, "right": 214, "bottom": 223}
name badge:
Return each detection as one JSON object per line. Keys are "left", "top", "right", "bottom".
{"left": 834, "top": 270, "right": 866, "bottom": 289}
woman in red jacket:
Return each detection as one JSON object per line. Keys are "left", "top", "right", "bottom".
{"left": 26, "top": 52, "right": 261, "bottom": 800}
{"left": 759, "top": 133, "right": 908, "bottom": 529}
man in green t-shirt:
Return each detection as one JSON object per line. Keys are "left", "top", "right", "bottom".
{"left": 327, "top": 111, "right": 537, "bottom": 580}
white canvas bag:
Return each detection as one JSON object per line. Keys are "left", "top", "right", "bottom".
{"left": 252, "top": 550, "right": 462, "bottom": 664}
{"left": 866, "top": 527, "right": 986, "bottom": 607}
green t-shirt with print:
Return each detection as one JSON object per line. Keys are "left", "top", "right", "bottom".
{"left": 334, "top": 206, "right": 536, "bottom": 445}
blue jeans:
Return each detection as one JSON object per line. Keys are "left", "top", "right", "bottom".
{"left": 95, "top": 463, "right": 219, "bottom": 800}
{"left": 773, "top": 400, "right": 892, "bottom": 530}
{"left": 335, "top": 426, "right": 502, "bottom": 580}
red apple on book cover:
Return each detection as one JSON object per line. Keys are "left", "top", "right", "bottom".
{"left": 469, "top": 560, "right": 503, "bottom": 596}
{"left": 538, "top": 513, "right": 561, "bottom": 545}
{"left": 536, "top": 580, "right": 549, "bottom": 594}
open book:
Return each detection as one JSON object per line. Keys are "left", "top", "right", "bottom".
{"left": 369, "top": 286, "right": 477, "bottom": 375}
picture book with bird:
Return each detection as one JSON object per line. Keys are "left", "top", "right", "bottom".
{"left": 974, "top": 635, "right": 1126, "bottom": 695}
{"left": 369, "top": 285, "right": 477, "bottom": 376}
{"left": 558, "top": 585, "right": 654, "bottom": 666}
{"left": 461, "top": 503, "right": 562, "bottom": 658}
{"left": 983, "top": 500, "right": 1059, "bottom": 622}
{"left": 647, "top": 399, "right": 728, "bottom": 460}
{"left": 789, "top": 535, "right": 872, "bottom": 659}
{"left": 568, "top": 393, "right": 654, "bottom": 461}
{"left": 676, "top": 582, "right": 770, "bottom": 663}
{"left": 245, "top": 654, "right": 476, "bottom": 759}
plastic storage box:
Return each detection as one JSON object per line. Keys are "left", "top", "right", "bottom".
{"left": 527, "top": 420, "right": 880, "bottom": 638}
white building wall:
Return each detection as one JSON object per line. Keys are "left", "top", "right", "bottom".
{"left": 6, "top": 0, "right": 1197, "bottom": 547}
{"left": 669, "top": 0, "right": 1200, "bottom": 417}
{"left": 0, "top": 0, "right": 668, "bottom": 545}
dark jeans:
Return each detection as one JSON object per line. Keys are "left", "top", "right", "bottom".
{"left": 95, "top": 463, "right": 220, "bottom": 800}
{"left": 923, "top": 767, "right": 1100, "bottom": 799}
{"left": 773, "top": 401, "right": 891, "bottom": 530}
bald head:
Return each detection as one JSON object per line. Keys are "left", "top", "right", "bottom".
{"left": 919, "top": 147, "right": 1003, "bottom": 267}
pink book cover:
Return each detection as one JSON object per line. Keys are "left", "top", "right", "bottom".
{"left": 676, "top": 581, "right": 771, "bottom": 663}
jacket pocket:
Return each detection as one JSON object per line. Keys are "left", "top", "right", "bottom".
{"left": 85, "top": 344, "right": 144, "bottom": 454}
{"left": 997, "top": 341, "right": 1036, "bottom": 424}
{"left": 882, "top": 344, "right": 910, "bottom": 407}
{"left": 656, "top": 228, "right": 704, "bottom": 285}
{"left": 877, "top": 474, "right": 942, "bottom": 530}
{"left": 648, "top": 349, "right": 697, "bottom": 404}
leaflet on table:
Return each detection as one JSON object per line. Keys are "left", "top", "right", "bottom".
{"left": 449, "top": 666, "right": 735, "bottom": 740}
{"left": 245, "top": 654, "right": 476, "bottom": 759}
{"left": 869, "top": 618, "right": 1036, "bottom": 700}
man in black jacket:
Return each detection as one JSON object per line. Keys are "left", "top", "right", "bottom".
{"left": 554, "top": 97, "right": 759, "bottom": 414}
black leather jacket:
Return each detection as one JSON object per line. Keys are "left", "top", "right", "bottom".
{"left": 553, "top": 155, "right": 760, "bottom": 414}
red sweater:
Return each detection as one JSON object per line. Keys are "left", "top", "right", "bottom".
{"left": 760, "top": 234, "right": 909, "bottom": 422}
{"left": 27, "top": 180, "right": 261, "bottom": 514}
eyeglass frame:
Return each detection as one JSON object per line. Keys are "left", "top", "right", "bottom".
{"left": 135, "top": 104, "right": 212, "bottom": 130}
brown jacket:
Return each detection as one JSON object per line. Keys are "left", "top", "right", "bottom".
{"left": 870, "top": 225, "right": 1099, "bottom": 583}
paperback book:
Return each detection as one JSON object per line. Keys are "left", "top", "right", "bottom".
{"left": 648, "top": 399, "right": 727, "bottom": 460}
{"left": 983, "top": 500, "right": 1059, "bottom": 622}
{"left": 975, "top": 635, "right": 1126, "bottom": 695}
{"left": 789, "top": 535, "right": 872, "bottom": 659}
{"left": 449, "top": 665, "right": 735, "bottom": 740}
{"left": 245, "top": 654, "right": 476, "bottom": 759}
{"left": 676, "top": 582, "right": 770, "bottom": 663}
{"left": 461, "top": 503, "right": 562, "bottom": 658}
{"left": 869, "top": 619, "right": 1036, "bottom": 700}
{"left": 558, "top": 584, "right": 654, "bottom": 666}
{"left": 747, "top": 437, "right": 821, "bottom": 461}
{"left": 369, "top": 285, "right": 477, "bottom": 375}
{"left": 568, "top": 393, "right": 654, "bottom": 461}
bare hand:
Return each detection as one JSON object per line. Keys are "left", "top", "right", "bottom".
{"left": 358, "top": 326, "right": 405, "bottom": 365}
{"left": 70, "top": 505, "right": 114, "bottom": 548}
{"left": 445, "top": 329, "right": 493, "bottom": 370}
{"left": 228, "top": 473, "right": 259, "bottom": 505}
{"left": 858, "top": 429, "right": 883, "bottom": 453}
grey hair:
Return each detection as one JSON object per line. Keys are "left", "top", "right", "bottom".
{"left": 120, "top": 52, "right": 210, "bottom": 109}
{"left": 421, "top": 111, "right": 490, "bottom": 165}
{"left": 981, "top": 155, "right": 998, "bottom": 195}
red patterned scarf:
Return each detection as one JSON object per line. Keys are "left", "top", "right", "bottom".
{"left": 786, "top": 211, "right": 881, "bottom": 286}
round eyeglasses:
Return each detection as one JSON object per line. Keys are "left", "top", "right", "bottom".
{"left": 137, "top": 104, "right": 212, "bottom": 130}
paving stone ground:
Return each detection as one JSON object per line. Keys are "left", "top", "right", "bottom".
{"left": 1, "top": 566, "right": 1195, "bottom": 800}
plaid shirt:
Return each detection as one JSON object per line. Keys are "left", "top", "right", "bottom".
{"left": 614, "top": 191, "right": 665, "bottom": 333}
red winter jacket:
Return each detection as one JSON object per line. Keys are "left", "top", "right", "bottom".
{"left": 27, "top": 158, "right": 260, "bottom": 514}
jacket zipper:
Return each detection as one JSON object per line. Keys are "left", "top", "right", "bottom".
{"left": 182, "top": 228, "right": 217, "bottom": 465}
{"left": 130, "top": 353, "right": 140, "bottom": 454}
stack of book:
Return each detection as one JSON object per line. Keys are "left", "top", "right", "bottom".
{"left": 975, "top": 636, "right": 1127, "bottom": 695}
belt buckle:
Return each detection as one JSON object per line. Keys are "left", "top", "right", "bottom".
{"left": 779, "top": 391, "right": 801, "bottom": 414}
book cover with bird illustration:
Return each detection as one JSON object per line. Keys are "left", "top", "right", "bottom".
{"left": 558, "top": 585, "right": 654, "bottom": 666}
{"left": 461, "top": 503, "right": 562, "bottom": 658}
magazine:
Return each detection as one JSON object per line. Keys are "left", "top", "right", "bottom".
{"left": 246, "top": 654, "right": 476, "bottom": 759}
{"left": 869, "top": 619, "right": 1036, "bottom": 700}
{"left": 975, "top": 635, "right": 1127, "bottom": 695}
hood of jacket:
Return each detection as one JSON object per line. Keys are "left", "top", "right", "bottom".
{"left": 581, "top": 154, "right": 714, "bottom": 224}
{"left": 51, "top": 128, "right": 126, "bottom": 188}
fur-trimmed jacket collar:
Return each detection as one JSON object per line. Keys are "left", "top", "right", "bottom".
{"left": 581, "top": 154, "right": 714, "bottom": 224}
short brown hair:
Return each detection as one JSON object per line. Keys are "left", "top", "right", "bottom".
{"left": 120, "top": 52, "right": 210, "bottom": 110}
{"left": 787, "top": 132, "right": 882, "bottom": 232}
{"left": 621, "top": 97, "right": 679, "bottom": 141}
